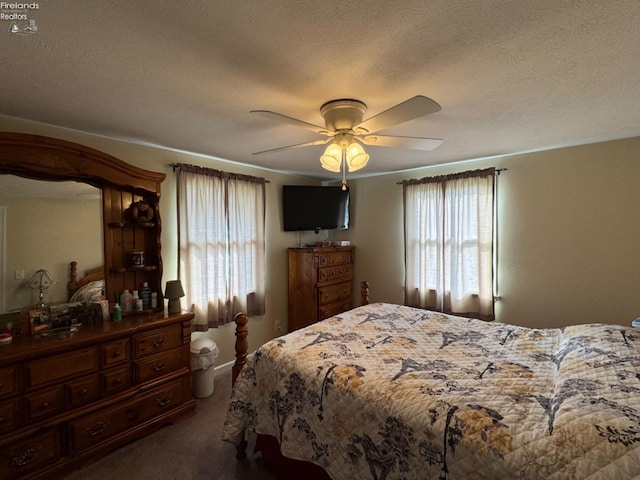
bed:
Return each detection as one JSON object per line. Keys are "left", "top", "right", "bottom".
{"left": 68, "top": 260, "right": 105, "bottom": 303}
{"left": 222, "top": 292, "right": 640, "bottom": 479}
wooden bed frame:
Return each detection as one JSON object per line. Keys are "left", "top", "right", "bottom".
{"left": 68, "top": 261, "right": 105, "bottom": 300}
{"left": 230, "top": 281, "right": 370, "bottom": 477}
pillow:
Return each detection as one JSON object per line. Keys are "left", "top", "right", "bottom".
{"left": 69, "top": 280, "right": 105, "bottom": 304}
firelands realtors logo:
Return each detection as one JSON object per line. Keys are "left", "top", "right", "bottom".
{"left": 1, "top": 2, "right": 39, "bottom": 35}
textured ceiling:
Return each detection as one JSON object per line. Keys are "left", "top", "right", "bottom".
{"left": 1, "top": 1, "right": 639, "bottom": 180}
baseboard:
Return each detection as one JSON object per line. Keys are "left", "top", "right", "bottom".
{"left": 212, "top": 351, "right": 256, "bottom": 379}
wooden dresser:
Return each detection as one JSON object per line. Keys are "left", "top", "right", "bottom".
{"left": 0, "top": 312, "right": 195, "bottom": 480}
{"left": 287, "top": 246, "right": 354, "bottom": 331}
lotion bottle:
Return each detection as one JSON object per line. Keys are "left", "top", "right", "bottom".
{"left": 120, "top": 289, "right": 133, "bottom": 312}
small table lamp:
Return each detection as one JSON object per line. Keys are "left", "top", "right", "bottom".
{"left": 164, "top": 280, "right": 185, "bottom": 314}
{"left": 27, "top": 269, "right": 55, "bottom": 308}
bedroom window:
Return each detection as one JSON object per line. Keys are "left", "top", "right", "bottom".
{"left": 402, "top": 168, "right": 496, "bottom": 321}
{"left": 175, "top": 164, "right": 266, "bottom": 329}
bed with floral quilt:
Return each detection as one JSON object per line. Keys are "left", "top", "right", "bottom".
{"left": 222, "top": 302, "right": 640, "bottom": 479}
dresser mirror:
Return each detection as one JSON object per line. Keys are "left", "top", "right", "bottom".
{"left": 0, "top": 132, "right": 166, "bottom": 320}
{"left": 0, "top": 175, "right": 103, "bottom": 312}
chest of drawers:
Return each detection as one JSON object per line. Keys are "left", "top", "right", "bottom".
{"left": 288, "top": 246, "right": 354, "bottom": 331}
{"left": 0, "top": 312, "right": 195, "bottom": 480}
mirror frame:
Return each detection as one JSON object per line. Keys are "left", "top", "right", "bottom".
{"left": 0, "top": 132, "right": 166, "bottom": 306}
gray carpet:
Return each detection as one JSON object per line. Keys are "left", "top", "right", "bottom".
{"left": 63, "top": 371, "right": 277, "bottom": 480}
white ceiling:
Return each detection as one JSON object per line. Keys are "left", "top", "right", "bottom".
{"left": 1, "top": 1, "right": 639, "bottom": 180}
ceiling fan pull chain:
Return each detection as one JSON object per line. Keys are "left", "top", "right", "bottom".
{"left": 341, "top": 149, "right": 347, "bottom": 191}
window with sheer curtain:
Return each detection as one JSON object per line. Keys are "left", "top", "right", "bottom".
{"left": 176, "top": 164, "right": 266, "bottom": 330}
{"left": 403, "top": 168, "right": 496, "bottom": 321}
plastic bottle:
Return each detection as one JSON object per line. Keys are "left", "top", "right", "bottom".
{"left": 120, "top": 289, "right": 133, "bottom": 312}
{"left": 139, "top": 282, "right": 152, "bottom": 310}
{"left": 112, "top": 303, "right": 122, "bottom": 322}
{"left": 132, "top": 290, "right": 142, "bottom": 312}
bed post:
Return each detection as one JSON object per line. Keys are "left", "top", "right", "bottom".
{"left": 68, "top": 261, "right": 78, "bottom": 299}
{"left": 232, "top": 312, "right": 249, "bottom": 386}
{"left": 360, "top": 281, "right": 369, "bottom": 306}
{"left": 232, "top": 312, "right": 249, "bottom": 459}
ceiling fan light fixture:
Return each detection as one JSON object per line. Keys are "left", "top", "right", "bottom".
{"left": 320, "top": 143, "right": 342, "bottom": 172}
{"left": 345, "top": 142, "right": 369, "bottom": 172}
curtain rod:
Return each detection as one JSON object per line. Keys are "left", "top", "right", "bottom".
{"left": 169, "top": 163, "right": 271, "bottom": 183}
{"left": 396, "top": 167, "right": 507, "bottom": 185}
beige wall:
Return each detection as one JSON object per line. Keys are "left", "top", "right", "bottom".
{"left": 2, "top": 115, "right": 639, "bottom": 362}
{"left": 1, "top": 194, "right": 102, "bottom": 311}
{"left": 347, "top": 137, "right": 640, "bottom": 328}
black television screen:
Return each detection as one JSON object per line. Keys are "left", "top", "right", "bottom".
{"left": 282, "top": 185, "right": 350, "bottom": 232}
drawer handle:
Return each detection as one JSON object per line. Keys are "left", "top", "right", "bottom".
{"left": 155, "top": 393, "right": 174, "bottom": 407}
{"left": 86, "top": 422, "right": 108, "bottom": 437}
{"left": 79, "top": 388, "right": 88, "bottom": 395}
{"left": 0, "top": 416, "right": 4, "bottom": 423}
{"left": 152, "top": 337, "right": 167, "bottom": 349}
{"left": 112, "top": 350, "right": 121, "bottom": 358}
{"left": 10, "top": 446, "right": 43, "bottom": 467}
{"left": 39, "top": 401, "right": 50, "bottom": 410}
{"left": 112, "top": 378, "right": 122, "bottom": 385}
{"left": 152, "top": 361, "right": 167, "bottom": 372}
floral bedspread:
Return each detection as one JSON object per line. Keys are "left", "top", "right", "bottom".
{"left": 222, "top": 303, "right": 640, "bottom": 479}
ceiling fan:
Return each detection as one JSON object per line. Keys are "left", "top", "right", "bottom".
{"left": 251, "top": 95, "right": 443, "bottom": 178}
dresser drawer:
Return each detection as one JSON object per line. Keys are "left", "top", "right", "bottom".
{"left": 101, "top": 365, "right": 131, "bottom": 396}
{"left": 66, "top": 374, "right": 100, "bottom": 409}
{"left": 318, "top": 282, "right": 352, "bottom": 306}
{"left": 0, "top": 397, "right": 20, "bottom": 434}
{"left": 102, "top": 338, "right": 130, "bottom": 367}
{"left": 26, "top": 347, "right": 99, "bottom": 389}
{"left": 317, "top": 251, "right": 352, "bottom": 267}
{"left": 0, "top": 427, "right": 61, "bottom": 480}
{"left": 134, "top": 348, "right": 183, "bottom": 383}
{"left": 318, "top": 264, "right": 353, "bottom": 283}
{"left": 134, "top": 324, "right": 182, "bottom": 358}
{"left": 0, "top": 365, "right": 18, "bottom": 398}
{"left": 70, "top": 377, "right": 186, "bottom": 452}
{"left": 25, "top": 385, "right": 64, "bottom": 423}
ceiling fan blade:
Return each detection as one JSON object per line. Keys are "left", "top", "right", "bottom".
{"left": 253, "top": 138, "right": 331, "bottom": 155}
{"left": 355, "top": 95, "right": 441, "bottom": 134}
{"left": 251, "top": 110, "right": 331, "bottom": 135}
{"left": 360, "top": 135, "right": 443, "bottom": 151}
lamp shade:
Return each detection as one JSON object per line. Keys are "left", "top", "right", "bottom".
{"left": 320, "top": 144, "right": 342, "bottom": 172}
{"left": 164, "top": 280, "right": 185, "bottom": 299}
{"left": 164, "top": 280, "right": 185, "bottom": 314}
{"left": 345, "top": 142, "right": 369, "bottom": 172}
{"left": 27, "top": 269, "right": 54, "bottom": 290}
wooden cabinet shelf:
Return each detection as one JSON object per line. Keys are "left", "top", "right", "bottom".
{"left": 108, "top": 222, "right": 157, "bottom": 228}
{"left": 109, "top": 266, "right": 158, "bottom": 273}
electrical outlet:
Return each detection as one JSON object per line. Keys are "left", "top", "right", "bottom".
{"left": 15, "top": 270, "right": 24, "bottom": 280}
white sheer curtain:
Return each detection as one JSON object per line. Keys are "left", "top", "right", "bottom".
{"left": 404, "top": 168, "right": 495, "bottom": 320}
{"left": 177, "top": 164, "right": 266, "bottom": 330}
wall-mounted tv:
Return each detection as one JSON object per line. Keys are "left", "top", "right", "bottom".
{"left": 282, "top": 185, "right": 350, "bottom": 232}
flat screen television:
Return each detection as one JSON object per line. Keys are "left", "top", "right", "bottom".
{"left": 282, "top": 185, "right": 350, "bottom": 232}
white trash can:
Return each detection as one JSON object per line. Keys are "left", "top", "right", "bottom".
{"left": 190, "top": 337, "right": 219, "bottom": 398}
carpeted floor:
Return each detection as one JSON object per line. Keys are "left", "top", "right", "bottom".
{"left": 62, "top": 370, "right": 277, "bottom": 480}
